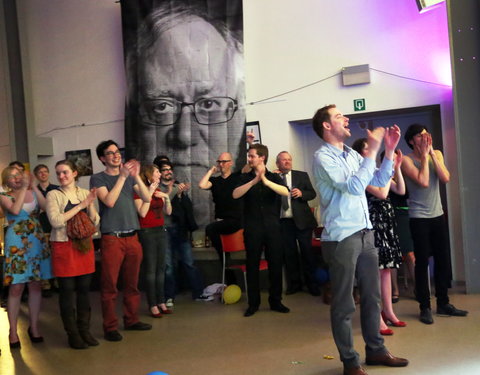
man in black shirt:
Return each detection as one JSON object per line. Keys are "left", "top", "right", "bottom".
{"left": 34, "top": 164, "right": 60, "bottom": 297}
{"left": 233, "top": 144, "right": 290, "bottom": 317}
{"left": 34, "top": 164, "right": 59, "bottom": 233}
{"left": 199, "top": 152, "right": 243, "bottom": 263}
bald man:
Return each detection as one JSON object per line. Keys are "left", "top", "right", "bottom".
{"left": 199, "top": 152, "right": 243, "bottom": 267}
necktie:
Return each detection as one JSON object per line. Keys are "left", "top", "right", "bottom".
{"left": 281, "top": 173, "right": 289, "bottom": 211}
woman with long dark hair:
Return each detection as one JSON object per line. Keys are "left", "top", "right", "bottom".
{"left": 134, "top": 164, "right": 172, "bottom": 317}
{"left": 352, "top": 138, "right": 406, "bottom": 335}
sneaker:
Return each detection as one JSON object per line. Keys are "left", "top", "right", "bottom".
{"left": 125, "top": 321, "right": 152, "bottom": 331}
{"left": 195, "top": 294, "right": 214, "bottom": 302}
{"left": 419, "top": 308, "right": 434, "bottom": 324}
{"left": 166, "top": 299, "right": 174, "bottom": 308}
{"left": 437, "top": 303, "right": 468, "bottom": 317}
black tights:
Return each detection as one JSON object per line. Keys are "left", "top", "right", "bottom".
{"left": 57, "top": 274, "right": 93, "bottom": 314}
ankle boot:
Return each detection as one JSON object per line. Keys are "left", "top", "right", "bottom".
{"left": 77, "top": 308, "right": 99, "bottom": 346}
{"left": 61, "top": 309, "right": 88, "bottom": 349}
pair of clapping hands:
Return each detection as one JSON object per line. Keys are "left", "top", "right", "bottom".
{"left": 367, "top": 125, "right": 404, "bottom": 170}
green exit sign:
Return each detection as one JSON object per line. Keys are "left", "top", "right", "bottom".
{"left": 354, "top": 98, "right": 366, "bottom": 111}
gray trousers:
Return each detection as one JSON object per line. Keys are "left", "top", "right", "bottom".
{"left": 322, "top": 229, "right": 386, "bottom": 369}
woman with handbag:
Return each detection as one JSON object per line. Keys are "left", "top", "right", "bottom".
{"left": 1, "top": 166, "right": 52, "bottom": 349}
{"left": 134, "top": 164, "right": 172, "bottom": 317}
{"left": 46, "top": 160, "right": 100, "bottom": 349}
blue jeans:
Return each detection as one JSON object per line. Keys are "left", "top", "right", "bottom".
{"left": 165, "top": 224, "right": 204, "bottom": 300}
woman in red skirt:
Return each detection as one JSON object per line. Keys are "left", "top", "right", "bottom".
{"left": 46, "top": 160, "right": 99, "bottom": 349}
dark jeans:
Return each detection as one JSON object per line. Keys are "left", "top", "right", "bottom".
{"left": 409, "top": 215, "right": 451, "bottom": 310}
{"left": 58, "top": 273, "right": 93, "bottom": 315}
{"left": 280, "top": 218, "right": 317, "bottom": 290}
{"left": 138, "top": 226, "right": 168, "bottom": 307}
{"left": 165, "top": 224, "right": 204, "bottom": 300}
{"left": 322, "top": 230, "right": 385, "bottom": 369}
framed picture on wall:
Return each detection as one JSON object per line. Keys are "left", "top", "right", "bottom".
{"left": 65, "top": 149, "right": 93, "bottom": 177}
{"left": 246, "top": 121, "right": 262, "bottom": 144}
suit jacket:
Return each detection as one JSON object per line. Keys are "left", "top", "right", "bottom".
{"left": 289, "top": 170, "right": 318, "bottom": 231}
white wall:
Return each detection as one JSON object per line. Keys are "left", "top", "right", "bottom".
{"left": 243, "top": 0, "right": 453, "bottom": 165}
{"left": 0, "top": 1, "right": 14, "bottom": 169}
{"left": 16, "top": 0, "right": 125, "bottom": 189}
{"left": 241, "top": 0, "right": 462, "bottom": 279}
{"left": 12, "top": 1, "right": 464, "bottom": 280}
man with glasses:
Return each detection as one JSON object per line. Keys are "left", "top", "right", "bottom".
{"left": 158, "top": 162, "right": 212, "bottom": 307}
{"left": 199, "top": 153, "right": 243, "bottom": 277}
{"left": 90, "top": 140, "right": 152, "bottom": 342}
{"left": 124, "top": 2, "right": 245, "bottom": 228}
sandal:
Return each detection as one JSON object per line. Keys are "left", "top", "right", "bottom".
{"left": 392, "top": 294, "right": 400, "bottom": 304}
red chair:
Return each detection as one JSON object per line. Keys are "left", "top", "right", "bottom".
{"left": 220, "top": 229, "right": 268, "bottom": 303}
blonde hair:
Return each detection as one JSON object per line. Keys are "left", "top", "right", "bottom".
{"left": 1, "top": 166, "right": 22, "bottom": 190}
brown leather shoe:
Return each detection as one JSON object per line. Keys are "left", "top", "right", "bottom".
{"left": 365, "top": 351, "right": 409, "bottom": 367}
{"left": 343, "top": 366, "right": 368, "bottom": 375}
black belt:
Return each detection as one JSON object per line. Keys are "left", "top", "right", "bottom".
{"left": 103, "top": 231, "right": 137, "bottom": 238}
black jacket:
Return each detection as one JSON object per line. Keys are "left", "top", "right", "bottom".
{"left": 288, "top": 170, "right": 318, "bottom": 231}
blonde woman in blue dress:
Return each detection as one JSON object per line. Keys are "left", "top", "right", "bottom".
{"left": 0, "top": 166, "right": 52, "bottom": 349}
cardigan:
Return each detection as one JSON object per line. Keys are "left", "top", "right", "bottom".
{"left": 46, "top": 187, "right": 100, "bottom": 242}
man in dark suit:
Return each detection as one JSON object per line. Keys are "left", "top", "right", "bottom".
{"left": 276, "top": 151, "right": 320, "bottom": 296}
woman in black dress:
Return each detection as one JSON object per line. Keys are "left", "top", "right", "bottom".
{"left": 352, "top": 138, "right": 406, "bottom": 335}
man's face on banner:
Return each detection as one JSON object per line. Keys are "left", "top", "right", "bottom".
{"left": 138, "top": 16, "right": 244, "bottom": 176}
{"left": 136, "top": 15, "right": 244, "bottom": 226}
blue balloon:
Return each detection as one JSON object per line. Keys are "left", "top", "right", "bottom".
{"left": 147, "top": 372, "right": 169, "bottom": 375}
{"left": 314, "top": 267, "right": 329, "bottom": 285}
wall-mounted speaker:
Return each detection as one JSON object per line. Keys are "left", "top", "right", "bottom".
{"left": 341, "top": 64, "right": 370, "bottom": 86}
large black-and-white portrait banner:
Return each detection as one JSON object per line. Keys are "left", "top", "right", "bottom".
{"left": 121, "top": 0, "right": 245, "bottom": 228}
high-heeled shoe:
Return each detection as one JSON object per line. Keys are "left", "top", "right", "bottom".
{"left": 380, "top": 328, "right": 394, "bottom": 336}
{"left": 382, "top": 312, "right": 407, "bottom": 327}
{"left": 158, "top": 305, "right": 173, "bottom": 314}
{"left": 150, "top": 307, "right": 163, "bottom": 318}
{"left": 9, "top": 340, "right": 21, "bottom": 349}
{"left": 28, "top": 327, "right": 44, "bottom": 343}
